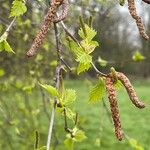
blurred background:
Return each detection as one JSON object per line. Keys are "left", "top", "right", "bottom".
{"left": 0, "top": 0, "right": 150, "bottom": 149}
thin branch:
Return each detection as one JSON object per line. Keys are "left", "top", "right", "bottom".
{"left": 46, "top": 22, "right": 62, "bottom": 150}
{"left": 91, "top": 62, "right": 107, "bottom": 77}
{"left": 0, "top": 17, "right": 16, "bottom": 39}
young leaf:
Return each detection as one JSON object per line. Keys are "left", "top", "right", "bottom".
{"left": 78, "top": 24, "right": 97, "bottom": 41}
{"left": 10, "top": 0, "right": 27, "bottom": 17}
{"left": 64, "top": 138, "right": 74, "bottom": 150}
{"left": 77, "top": 62, "right": 91, "bottom": 75}
{"left": 76, "top": 52, "right": 92, "bottom": 64}
{"left": 73, "top": 127, "right": 87, "bottom": 142}
{"left": 64, "top": 89, "right": 76, "bottom": 106}
{"left": 0, "top": 39, "right": 15, "bottom": 53}
{"left": 4, "top": 40, "right": 15, "bottom": 53}
{"left": 98, "top": 56, "right": 108, "bottom": 67}
{"left": 80, "top": 40, "right": 99, "bottom": 54}
{"left": 39, "top": 83, "right": 59, "bottom": 97}
{"left": 65, "top": 108, "right": 75, "bottom": 120}
{"left": 132, "top": 51, "right": 145, "bottom": 62}
{"left": 114, "top": 80, "right": 123, "bottom": 90}
{"left": 89, "top": 78, "right": 106, "bottom": 103}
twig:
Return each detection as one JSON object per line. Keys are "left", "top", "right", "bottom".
{"left": 46, "top": 98, "right": 57, "bottom": 150}
{"left": 0, "top": 17, "right": 16, "bottom": 39}
{"left": 91, "top": 62, "right": 107, "bottom": 77}
{"left": 46, "top": 22, "right": 62, "bottom": 150}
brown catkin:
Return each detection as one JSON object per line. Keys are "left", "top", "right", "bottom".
{"left": 26, "top": 0, "right": 63, "bottom": 57}
{"left": 54, "top": 0, "right": 69, "bottom": 23}
{"left": 105, "top": 77, "right": 123, "bottom": 141}
{"left": 117, "top": 72, "right": 145, "bottom": 108}
{"left": 127, "top": 0, "right": 149, "bottom": 40}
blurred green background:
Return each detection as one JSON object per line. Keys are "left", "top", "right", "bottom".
{"left": 0, "top": 0, "right": 150, "bottom": 149}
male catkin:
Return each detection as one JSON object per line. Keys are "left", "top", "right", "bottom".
{"left": 106, "top": 77, "right": 123, "bottom": 141}
{"left": 54, "top": 0, "right": 69, "bottom": 23}
{"left": 26, "top": 0, "right": 63, "bottom": 57}
{"left": 117, "top": 72, "right": 145, "bottom": 109}
{"left": 127, "top": 0, "right": 149, "bottom": 40}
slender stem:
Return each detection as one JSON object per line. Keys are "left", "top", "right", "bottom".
{"left": 46, "top": 23, "right": 62, "bottom": 150}
{"left": 91, "top": 62, "right": 107, "bottom": 77}
{"left": 0, "top": 17, "right": 16, "bottom": 39}
{"left": 46, "top": 99, "right": 57, "bottom": 150}
{"left": 6, "top": 17, "right": 16, "bottom": 33}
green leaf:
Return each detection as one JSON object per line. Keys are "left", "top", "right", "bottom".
{"left": 39, "top": 83, "right": 59, "bottom": 97}
{"left": 77, "top": 62, "right": 91, "bottom": 75}
{"left": 65, "top": 108, "right": 75, "bottom": 120}
{"left": 132, "top": 51, "right": 145, "bottom": 62}
{"left": 89, "top": 78, "right": 106, "bottom": 103}
{"left": 0, "top": 39, "right": 15, "bottom": 53}
{"left": 78, "top": 24, "right": 97, "bottom": 41}
{"left": 10, "top": 0, "right": 27, "bottom": 17}
{"left": 76, "top": 52, "right": 92, "bottom": 64}
{"left": 4, "top": 40, "right": 15, "bottom": 53}
{"left": 73, "top": 127, "right": 87, "bottom": 142}
{"left": 98, "top": 56, "right": 108, "bottom": 67}
{"left": 64, "top": 89, "right": 76, "bottom": 106}
{"left": 114, "top": 80, "right": 123, "bottom": 90}
{"left": 64, "top": 138, "right": 74, "bottom": 150}
{"left": 80, "top": 40, "right": 99, "bottom": 54}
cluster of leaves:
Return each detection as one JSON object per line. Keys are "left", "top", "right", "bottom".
{"left": 10, "top": 0, "right": 27, "bottom": 17}
{"left": 39, "top": 82, "right": 86, "bottom": 149}
{"left": 0, "top": 0, "right": 27, "bottom": 53}
{"left": 69, "top": 23, "right": 99, "bottom": 74}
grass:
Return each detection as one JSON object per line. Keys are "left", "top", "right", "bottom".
{"left": 0, "top": 79, "right": 149, "bottom": 150}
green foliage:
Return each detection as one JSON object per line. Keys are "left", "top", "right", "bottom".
{"left": 63, "top": 89, "right": 76, "bottom": 106}
{"left": 98, "top": 56, "right": 108, "bottom": 67}
{"left": 64, "top": 138, "right": 74, "bottom": 150}
{"left": 64, "top": 127, "right": 86, "bottom": 150}
{"left": 132, "top": 51, "right": 145, "bottom": 62}
{"left": 89, "top": 77, "right": 106, "bottom": 103}
{"left": 69, "top": 40, "right": 92, "bottom": 74}
{"left": 114, "top": 80, "right": 123, "bottom": 90}
{"left": 0, "top": 34, "right": 15, "bottom": 53}
{"left": 39, "top": 83, "right": 59, "bottom": 97}
{"left": 72, "top": 127, "right": 87, "bottom": 142}
{"left": 10, "top": 0, "right": 27, "bottom": 17}
{"left": 78, "top": 24, "right": 97, "bottom": 41}
{"left": 128, "top": 138, "right": 144, "bottom": 150}
{"left": 69, "top": 23, "right": 99, "bottom": 74}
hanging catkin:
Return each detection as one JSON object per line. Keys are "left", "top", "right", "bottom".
{"left": 54, "top": 0, "right": 69, "bottom": 23}
{"left": 127, "top": 0, "right": 149, "bottom": 40}
{"left": 117, "top": 72, "right": 145, "bottom": 108}
{"left": 105, "top": 77, "right": 123, "bottom": 141}
{"left": 26, "top": 0, "right": 63, "bottom": 57}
